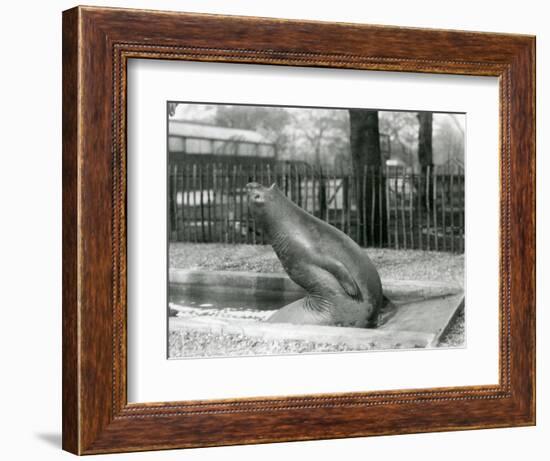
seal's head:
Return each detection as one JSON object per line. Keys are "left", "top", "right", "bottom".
{"left": 246, "top": 182, "right": 280, "bottom": 225}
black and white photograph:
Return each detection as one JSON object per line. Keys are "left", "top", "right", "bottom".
{"left": 167, "top": 102, "right": 466, "bottom": 359}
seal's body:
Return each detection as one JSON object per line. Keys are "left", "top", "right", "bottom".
{"left": 247, "top": 182, "right": 383, "bottom": 328}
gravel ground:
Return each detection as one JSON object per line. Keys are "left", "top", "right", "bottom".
{"left": 169, "top": 330, "right": 381, "bottom": 358}
{"left": 170, "top": 243, "right": 464, "bottom": 286}
{"left": 437, "top": 306, "right": 465, "bottom": 348}
{"left": 168, "top": 243, "right": 464, "bottom": 357}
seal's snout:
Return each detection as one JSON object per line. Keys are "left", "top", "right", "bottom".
{"left": 246, "top": 182, "right": 269, "bottom": 202}
{"left": 246, "top": 183, "right": 279, "bottom": 204}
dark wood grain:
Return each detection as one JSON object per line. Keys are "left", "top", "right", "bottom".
{"left": 62, "top": 5, "right": 536, "bottom": 455}
{"left": 62, "top": 7, "right": 79, "bottom": 454}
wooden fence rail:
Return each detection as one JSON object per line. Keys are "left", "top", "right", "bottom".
{"left": 168, "top": 161, "right": 465, "bottom": 253}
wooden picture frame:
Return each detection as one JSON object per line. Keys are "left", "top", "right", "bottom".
{"left": 62, "top": 5, "right": 535, "bottom": 455}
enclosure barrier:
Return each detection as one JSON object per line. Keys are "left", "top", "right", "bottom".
{"left": 168, "top": 161, "right": 465, "bottom": 253}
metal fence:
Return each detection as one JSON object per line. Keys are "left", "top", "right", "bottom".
{"left": 168, "top": 161, "right": 465, "bottom": 253}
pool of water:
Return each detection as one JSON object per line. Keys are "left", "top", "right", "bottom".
{"left": 168, "top": 283, "right": 398, "bottom": 326}
{"left": 169, "top": 284, "right": 302, "bottom": 312}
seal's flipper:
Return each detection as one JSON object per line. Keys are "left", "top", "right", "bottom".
{"left": 377, "top": 295, "right": 398, "bottom": 326}
{"left": 267, "top": 298, "right": 332, "bottom": 325}
{"left": 318, "top": 259, "right": 363, "bottom": 302}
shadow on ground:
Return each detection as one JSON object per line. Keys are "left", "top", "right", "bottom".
{"left": 36, "top": 432, "right": 61, "bottom": 448}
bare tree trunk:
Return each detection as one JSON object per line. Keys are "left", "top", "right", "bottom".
{"left": 417, "top": 112, "right": 434, "bottom": 211}
{"left": 349, "top": 109, "right": 387, "bottom": 246}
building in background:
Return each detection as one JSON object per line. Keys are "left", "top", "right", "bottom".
{"left": 169, "top": 120, "right": 277, "bottom": 166}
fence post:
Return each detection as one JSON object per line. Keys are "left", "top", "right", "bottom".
{"left": 393, "top": 168, "right": 398, "bottom": 249}
{"left": 319, "top": 167, "right": 327, "bottom": 221}
{"left": 212, "top": 163, "right": 218, "bottom": 243}
{"left": 340, "top": 165, "right": 346, "bottom": 233}
{"left": 232, "top": 164, "right": 237, "bottom": 244}
{"left": 312, "top": 165, "right": 317, "bottom": 218}
{"left": 303, "top": 164, "right": 309, "bottom": 214}
{"left": 191, "top": 164, "right": 197, "bottom": 243}
{"left": 346, "top": 169, "right": 352, "bottom": 236}
{"left": 181, "top": 163, "right": 188, "bottom": 242}
{"left": 358, "top": 170, "right": 364, "bottom": 245}
{"left": 460, "top": 174, "right": 465, "bottom": 252}
{"left": 362, "top": 165, "right": 368, "bottom": 247}
{"left": 206, "top": 163, "right": 212, "bottom": 242}
{"left": 432, "top": 166, "right": 438, "bottom": 251}
{"left": 441, "top": 171, "right": 447, "bottom": 252}
{"left": 449, "top": 170, "right": 455, "bottom": 253}
{"left": 400, "top": 166, "right": 407, "bottom": 249}
{"left": 239, "top": 164, "right": 245, "bottom": 244}
{"left": 168, "top": 162, "right": 175, "bottom": 241}
{"left": 408, "top": 168, "right": 414, "bottom": 249}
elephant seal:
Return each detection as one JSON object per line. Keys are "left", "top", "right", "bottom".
{"left": 246, "top": 182, "right": 384, "bottom": 328}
